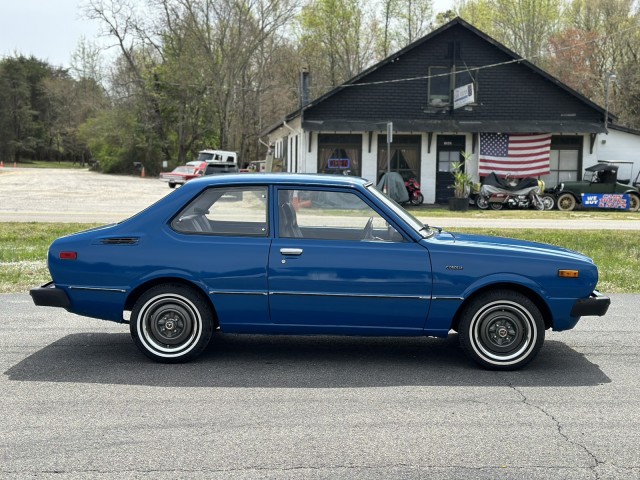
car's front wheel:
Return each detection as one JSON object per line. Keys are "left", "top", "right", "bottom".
{"left": 130, "top": 284, "right": 214, "bottom": 363}
{"left": 629, "top": 193, "right": 640, "bottom": 212}
{"left": 557, "top": 193, "right": 576, "bottom": 211}
{"left": 458, "top": 290, "right": 545, "bottom": 370}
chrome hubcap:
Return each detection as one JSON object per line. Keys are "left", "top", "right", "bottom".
{"left": 471, "top": 300, "right": 536, "bottom": 364}
{"left": 149, "top": 304, "right": 192, "bottom": 345}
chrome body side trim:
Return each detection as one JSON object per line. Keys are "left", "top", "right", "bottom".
{"left": 270, "top": 291, "right": 431, "bottom": 300}
{"left": 69, "top": 286, "right": 127, "bottom": 293}
{"left": 209, "top": 290, "right": 269, "bottom": 296}
{"left": 432, "top": 296, "right": 465, "bottom": 301}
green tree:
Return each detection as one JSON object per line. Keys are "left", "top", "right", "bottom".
{"left": 297, "top": 0, "right": 376, "bottom": 91}
{"left": 457, "top": 0, "right": 564, "bottom": 60}
{"left": 395, "top": 0, "right": 434, "bottom": 46}
{"left": 0, "top": 56, "right": 71, "bottom": 163}
{"left": 545, "top": 0, "right": 640, "bottom": 128}
{"left": 84, "top": 0, "right": 296, "bottom": 168}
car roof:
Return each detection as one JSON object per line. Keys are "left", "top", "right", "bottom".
{"left": 585, "top": 163, "right": 618, "bottom": 173}
{"left": 187, "top": 172, "right": 370, "bottom": 188}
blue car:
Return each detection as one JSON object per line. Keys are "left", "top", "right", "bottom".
{"left": 30, "top": 174, "right": 609, "bottom": 370}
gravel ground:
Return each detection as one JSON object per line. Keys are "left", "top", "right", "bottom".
{"left": 0, "top": 168, "right": 168, "bottom": 224}
{"left": 1, "top": 167, "right": 639, "bottom": 229}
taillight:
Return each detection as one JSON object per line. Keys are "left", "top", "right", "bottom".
{"left": 59, "top": 252, "right": 78, "bottom": 260}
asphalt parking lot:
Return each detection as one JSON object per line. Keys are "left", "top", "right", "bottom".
{"left": 2, "top": 294, "right": 639, "bottom": 479}
{"left": 1, "top": 167, "right": 640, "bottom": 478}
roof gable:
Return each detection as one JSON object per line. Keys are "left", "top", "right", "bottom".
{"left": 269, "top": 17, "right": 608, "bottom": 135}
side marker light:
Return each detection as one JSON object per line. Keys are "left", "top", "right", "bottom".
{"left": 558, "top": 269, "right": 579, "bottom": 278}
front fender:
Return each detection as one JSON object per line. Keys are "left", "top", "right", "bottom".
{"left": 426, "top": 273, "right": 550, "bottom": 333}
{"left": 460, "top": 272, "right": 546, "bottom": 300}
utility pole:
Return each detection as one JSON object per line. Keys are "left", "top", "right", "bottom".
{"left": 387, "top": 122, "right": 393, "bottom": 176}
{"left": 604, "top": 72, "right": 617, "bottom": 133}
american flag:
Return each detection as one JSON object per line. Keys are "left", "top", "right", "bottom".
{"left": 479, "top": 133, "right": 551, "bottom": 177}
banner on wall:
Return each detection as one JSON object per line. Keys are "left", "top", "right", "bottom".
{"left": 581, "top": 193, "right": 630, "bottom": 210}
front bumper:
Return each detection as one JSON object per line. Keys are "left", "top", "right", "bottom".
{"left": 30, "top": 282, "right": 70, "bottom": 309}
{"left": 570, "top": 290, "right": 610, "bottom": 317}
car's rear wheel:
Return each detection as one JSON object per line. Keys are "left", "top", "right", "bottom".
{"left": 130, "top": 284, "right": 213, "bottom": 363}
{"left": 629, "top": 193, "right": 640, "bottom": 212}
{"left": 557, "top": 193, "right": 576, "bottom": 211}
{"left": 168, "top": 182, "right": 176, "bottom": 189}
{"left": 410, "top": 193, "right": 424, "bottom": 206}
{"left": 458, "top": 290, "right": 545, "bottom": 370}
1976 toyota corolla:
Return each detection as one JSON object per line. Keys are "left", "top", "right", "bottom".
{"left": 31, "top": 174, "right": 610, "bottom": 370}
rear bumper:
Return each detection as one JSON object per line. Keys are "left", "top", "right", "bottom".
{"left": 30, "top": 282, "right": 70, "bottom": 309}
{"left": 571, "top": 290, "right": 610, "bottom": 317}
{"left": 160, "top": 177, "right": 187, "bottom": 184}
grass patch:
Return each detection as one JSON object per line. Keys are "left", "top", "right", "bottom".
{"left": 306, "top": 206, "right": 639, "bottom": 220}
{"left": 455, "top": 228, "right": 639, "bottom": 294}
{"left": 0, "top": 222, "right": 637, "bottom": 294}
{"left": 408, "top": 205, "right": 640, "bottom": 220}
{"left": 5, "top": 160, "right": 86, "bottom": 169}
{"left": 0, "top": 223, "right": 101, "bottom": 294}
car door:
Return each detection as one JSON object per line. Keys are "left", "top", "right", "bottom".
{"left": 170, "top": 185, "right": 272, "bottom": 330}
{"left": 268, "top": 187, "right": 432, "bottom": 334}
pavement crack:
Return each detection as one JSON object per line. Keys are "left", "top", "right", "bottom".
{"left": 504, "top": 378, "right": 604, "bottom": 479}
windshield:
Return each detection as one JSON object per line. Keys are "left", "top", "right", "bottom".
{"left": 366, "top": 184, "right": 433, "bottom": 238}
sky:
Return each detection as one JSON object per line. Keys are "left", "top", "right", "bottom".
{"left": 0, "top": 0, "right": 102, "bottom": 68}
{"left": 0, "top": 0, "right": 455, "bottom": 69}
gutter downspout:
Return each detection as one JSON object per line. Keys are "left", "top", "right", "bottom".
{"left": 283, "top": 120, "right": 300, "bottom": 173}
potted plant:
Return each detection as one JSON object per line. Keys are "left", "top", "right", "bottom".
{"left": 448, "top": 151, "right": 474, "bottom": 211}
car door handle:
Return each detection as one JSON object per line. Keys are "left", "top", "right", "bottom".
{"left": 280, "top": 248, "right": 303, "bottom": 256}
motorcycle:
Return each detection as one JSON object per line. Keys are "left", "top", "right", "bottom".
{"left": 475, "top": 173, "right": 554, "bottom": 210}
{"left": 404, "top": 177, "right": 424, "bottom": 206}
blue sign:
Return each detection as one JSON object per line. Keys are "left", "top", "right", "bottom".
{"left": 581, "top": 193, "right": 630, "bottom": 210}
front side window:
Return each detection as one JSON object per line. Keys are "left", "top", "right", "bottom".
{"left": 278, "top": 189, "right": 404, "bottom": 242}
{"left": 172, "top": 186, "right": 268, "bottom": 236}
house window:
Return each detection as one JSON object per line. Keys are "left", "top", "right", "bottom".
{"left": 377, "top": 135, "right": 421, "bottom": 182}
{"left": 428, "top": 66, "right": 477, "bottom": 108}
{"left": 541, "top": 136, "right": 582, "bottom": 188}
{"left": 317, "top": 134, "right": 362, "bottom": 176}
{"left": 542, "top": 150, "right": 579, "bottom": 187}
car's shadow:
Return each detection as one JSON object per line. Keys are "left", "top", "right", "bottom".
{"left": 5, "top": 332, "right": 610, "bottom": 387}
